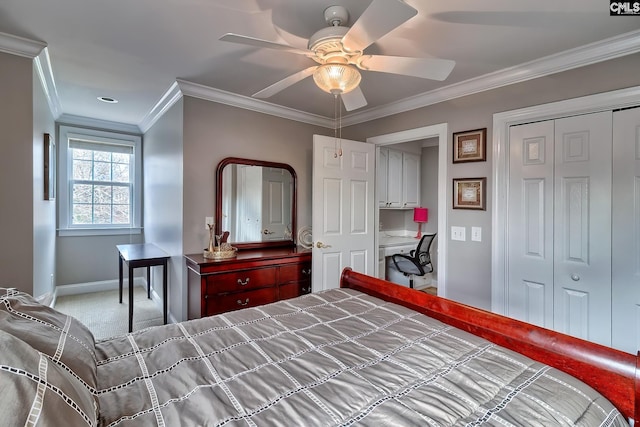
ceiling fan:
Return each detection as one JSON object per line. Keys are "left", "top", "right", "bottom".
{"left": 220, "top": 0, "right": 455, "bottom": 111}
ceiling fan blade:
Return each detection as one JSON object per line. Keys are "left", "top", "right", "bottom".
{"left": 220, "top": 33, "right": 311, "bottom": 56}
{"left": 360, "top": 55, "right": 455, "bottom": 81}
{"left": 341, "top": 0, "right": 417, "bottom": 53}
{"left": 341, "top": 87, "right": 367, "bottom": 111}
{"left": 253, "top": 66, "right": 317, "bottom": 98}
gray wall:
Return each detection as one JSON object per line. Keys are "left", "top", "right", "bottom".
{"left": 142, "top": 99, "right": 184, "bottom": 320}
{"left": 343, "top": 53, "right": 640, "bottom": 310}
{"left": 32, "top": 63, "right": 57, "bottom": 298}
{"left": 181, "top": 97, "right": 328, "bottom": 255}
{"left": 0, "top": 52, "right": 35, "bottom": 294}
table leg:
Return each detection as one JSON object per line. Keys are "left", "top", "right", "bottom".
{"left": 162, "top": 260, "right": 168, "bottom": 325}
{"left": 119, "top": 256, "right": 123, "bottom": 304}
{"left": 129, "top": 267, "right": 134, "bottom": 333}
{"left": 147, "top": 266, "right": 151, "bottom": 299}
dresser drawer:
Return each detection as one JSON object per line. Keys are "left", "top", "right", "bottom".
{"left": 279, "top": 263, "right": 311, "bottom": 283}
{"left": 204, "top": 287, "right": 278, "bottom": 316}
{"left": 205, "top": 267, "right": 277, "bottom": 294}
{"left": 279, "top": 281, "right": 312, "bottom": 300}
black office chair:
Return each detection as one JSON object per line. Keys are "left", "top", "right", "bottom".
{"left": 391, "top": 233, "right": 436, "bottom": 288}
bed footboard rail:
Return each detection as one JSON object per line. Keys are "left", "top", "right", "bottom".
{"left": 340, "top": 268, "right": 639, "bottom": 423}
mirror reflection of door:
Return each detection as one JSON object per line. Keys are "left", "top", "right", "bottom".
{"left": 222, "top": 164, "right": 292, "bottom": 243}
{"left": 261, "top": 167, "right": 292, "bottom": 241}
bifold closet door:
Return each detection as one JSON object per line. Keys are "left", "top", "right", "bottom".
{"left": 507, "top": 121, "right": 555, "bottom": 329}
{"left": 612, "top": 107, "right": 640, "bottom": 354}
{"left": 553, "top": 112, "right": 612, "bottom": 347}
{"left": 508, "top": 111, "right": 613, "bottom": 348}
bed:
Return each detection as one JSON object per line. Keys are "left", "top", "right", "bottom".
{"left": 0, "top": 268, "right": 637, "bottom": 426}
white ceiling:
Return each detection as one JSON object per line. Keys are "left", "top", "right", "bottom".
{"left": 1, "top": 0, "right": 639, "bottom": 131}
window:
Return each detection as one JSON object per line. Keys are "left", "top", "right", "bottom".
{"left": 58, "top": 126, "right": 141, "bottom": 236}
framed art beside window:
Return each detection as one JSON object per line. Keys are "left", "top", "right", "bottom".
{"left": 453, "top": 177, "right": 486, "bottom": 210}
{"left": 453, "top": 128, "right": 486, "bottom": 163}
{"left": 44, "top": 133, "right": 56, "bottom": 200}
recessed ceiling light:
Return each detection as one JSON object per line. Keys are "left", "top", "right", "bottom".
{"left": 98, "top": 96, "right": 118, "bottom": 103}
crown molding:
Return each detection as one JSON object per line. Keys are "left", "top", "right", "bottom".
{"left": 139, "top": 80, "right": 183, "bottom": 133}
{"left": 0, "top": 31, "right": 46, "bottom": 58}
{"left": 175, "top": 79, "right": 334, "bottom": 128}
{"left": 342, "top": 29, "right": 640, "bottom": 126}
{"left": 34, "top": 48, "right": 62, "bottom": 119}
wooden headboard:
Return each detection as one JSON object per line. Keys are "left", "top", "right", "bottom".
{"left": 340, "top": 268, "right": 639, "bottom": 423}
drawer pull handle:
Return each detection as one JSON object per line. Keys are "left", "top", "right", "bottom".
{"left": 237, "top": 278, "right": 250, "bottom": 286}
{"left": 302, "top": 268, "right": 311, "bottom": 275}
{"left": 237, "top": 298, "right": 250, "bottom": 306}
{"left": 302, "top": 287, "right": 310, "bottom": 293}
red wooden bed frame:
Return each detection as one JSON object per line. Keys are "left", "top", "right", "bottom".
{"left": 340, "top": 268, "right": 639, "bottom": 423}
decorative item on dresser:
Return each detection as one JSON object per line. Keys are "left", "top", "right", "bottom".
{"left": 185, "top": 247, "right": 311, "bottom": 318}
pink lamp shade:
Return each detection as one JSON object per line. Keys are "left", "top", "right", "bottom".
{"left": 413, "top": 207, "right": 428, "bottom": 238}
{"left": 413, "top": 207, "right": 428, "bottom": 223}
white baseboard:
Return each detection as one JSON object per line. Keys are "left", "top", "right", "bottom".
{"left": 55, "top": 278, "right": 146, "bottom": 297}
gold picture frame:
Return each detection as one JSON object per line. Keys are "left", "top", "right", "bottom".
{"left": 453, "top": 178, "right": 486, "bottom": 210}
{"left": 44, "top": 133, "right": 56, "bottom": 201}
{"left": 453, "top": 128, "right": 487, "bottom": 163}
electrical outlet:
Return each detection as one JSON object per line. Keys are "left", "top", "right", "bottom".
{"left": 205, "top": 216, "right": 214, "bottom": 230}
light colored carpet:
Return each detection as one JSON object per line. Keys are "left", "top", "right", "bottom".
{"left": 54, "top": 286, "right": 164, "bottom": 341}
{"left": 421, "top": 286, "right": 438, "bottom": 296}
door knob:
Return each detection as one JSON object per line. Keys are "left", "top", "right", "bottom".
{"left": 570, "top": 274, "right": 580, "bottom": 281}
{"left": 263, "top": 229, "right": 274, "bottom": 235}
{"left": 316, "top": 241, "right": 332, "bottom": 249}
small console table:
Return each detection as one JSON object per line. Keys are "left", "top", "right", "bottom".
{"left": 117, "top": 243, "right": 170, "bottom": 332}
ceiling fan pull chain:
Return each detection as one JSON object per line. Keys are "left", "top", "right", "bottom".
{"left": 338, "top": 95, "right": 343, "bottom": 157}
{"left": 334, "top": 94, "right": 339, "bottom": 158}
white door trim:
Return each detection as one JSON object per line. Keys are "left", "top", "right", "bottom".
{"left": 491, "top": 85, "right": 640, "bottom": 314}
{"left": 367, "top": 123, "right": 448, "bottom": 295}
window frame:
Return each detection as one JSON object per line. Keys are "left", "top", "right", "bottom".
{"left": 58, "top": 125, "right": 142, "bottom": 236}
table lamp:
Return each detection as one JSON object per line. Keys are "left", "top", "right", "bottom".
{"left": 413, "top": 207, "right": 428, "bottom": 238}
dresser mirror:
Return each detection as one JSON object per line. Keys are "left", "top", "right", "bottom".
{"left": 216, "top": 157, "right": 297, "bottom": 249}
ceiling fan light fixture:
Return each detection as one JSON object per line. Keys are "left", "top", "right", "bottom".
{"left": 312, "top": 63, "right": 361, "bottom": 95}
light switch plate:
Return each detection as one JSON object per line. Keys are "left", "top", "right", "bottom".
{"left": 451, "top": 226, "right": 466, "bottom": 241}
{"left": 471, "top": 227, "right": 482, "bottom": 242}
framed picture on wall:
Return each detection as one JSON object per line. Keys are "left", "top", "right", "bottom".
{"left": 44, "top": 133, "right": 56, "bottom": 201}
{"left": 453, "top": 177, "right": 486, "bottom": 210}
{"left": 453, "top": 128, "right": 486, "bottom": 163}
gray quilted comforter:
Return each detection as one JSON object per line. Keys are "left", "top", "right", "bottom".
{"left": 94, "top": 289, "right": 628, "bottom": 426}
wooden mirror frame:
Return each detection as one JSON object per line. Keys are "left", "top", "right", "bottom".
{"left": 215, "top": 157, "right": 297, "bottom": 250}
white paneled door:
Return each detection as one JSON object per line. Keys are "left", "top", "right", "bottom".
{"left": 261, "top": 166, "right": 292, "bottom": 241}
{"left": 507, "top": 111, "right": 613, "bottom": 347}
{"left": 312, "top": 135, "right": 375, "bottom": 291}
{"left": 507, "top": 120, "right": 555, "bottom": 329}
{"left": 612, "top": 107, "right": 640, "bottom": 354}
{"left": 553, "top": 112, "right": 612, "bottom": 346}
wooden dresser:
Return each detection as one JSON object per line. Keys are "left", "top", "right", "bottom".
{"left": 184, "top": 247, "right": 311, "bottom": 318}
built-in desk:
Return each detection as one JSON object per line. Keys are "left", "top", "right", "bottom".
{"left": 378, "top": 233, "right": 424, "bottom": 287}
{"left": 185, "top": 247, "right": 311, "bottom": 319}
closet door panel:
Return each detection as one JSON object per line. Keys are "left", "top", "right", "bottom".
{"left": 612, "top": 107, "right": 640, "bottom": 354}
{"left": 553, "top": 112, "right": 612, "bottom": 347}
{"left": 507, "top": 121, "right": 555, "bottom": 327}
